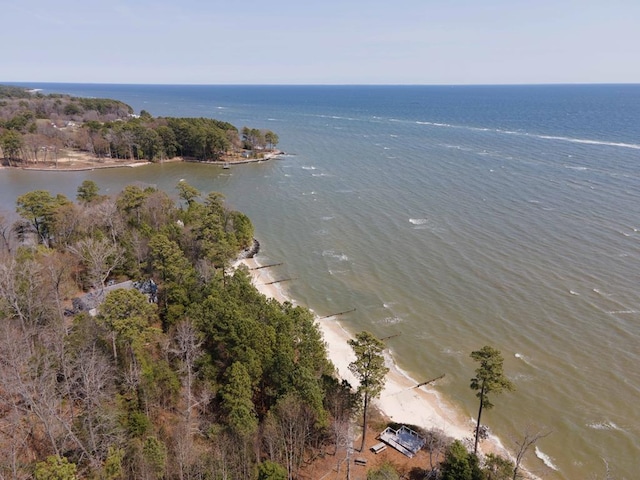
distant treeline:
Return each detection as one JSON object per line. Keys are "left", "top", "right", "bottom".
{"left": 0, "top": 85, "right": 278, "bottom": 165}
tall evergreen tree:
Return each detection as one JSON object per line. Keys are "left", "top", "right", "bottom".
{"left": 348, "top": 331, "right": 388, "bottom": 452}
{"left": 470, "top": 346, "right": 515, "bottom": 454}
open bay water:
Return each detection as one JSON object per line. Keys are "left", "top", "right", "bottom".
{"left": 4, "top": 83, "right": 640, "bottom": 478}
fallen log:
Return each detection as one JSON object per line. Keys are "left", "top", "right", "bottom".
{"left": 262, "top": 277, "right": 296, "bottom": 285}
{"left": 414, "top": 374, "right": 445, "bottom": 388}
{"left": 381, "top": 333, "right": 401, "bottom": 341}
{"left": 318, "top": 308, "right": 356, "bottom": 319}
{"left": 250, "top": 262, "right": 283, "bottom": 270}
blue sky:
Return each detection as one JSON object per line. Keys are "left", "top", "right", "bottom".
{"left": 2, "top": 0, "right": 639, "bottom": 85}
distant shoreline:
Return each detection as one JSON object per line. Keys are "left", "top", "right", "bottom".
{"left": 0, "top": 151, "right": 285, "bottom": 172}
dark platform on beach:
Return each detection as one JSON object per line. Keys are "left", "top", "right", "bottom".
{"left": 378, "top": 425, "right": 426, "bottom": 458}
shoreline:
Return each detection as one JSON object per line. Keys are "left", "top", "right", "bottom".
{"left": 1, "top": 151, "right": 284, "bottom": 172}
{"left": 237, "top": 255, "right": 522, "bottom": 467}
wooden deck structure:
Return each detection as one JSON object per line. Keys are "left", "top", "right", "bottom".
{"left": 378, "top": 425, "right": 426, "bottom": 458}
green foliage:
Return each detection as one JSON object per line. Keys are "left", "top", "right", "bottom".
{"left": 16, "top": 190, "right": 71, "bottom": 246}
{"left": 124, "top": 410, "right": 151, "bottom": 437}
{"left": 264, "top": 130, "right": 279, "bottom": 149}
{"left": 167, "top": 117, "right": 237, "bottom": 160}
{"left": 470, "top": 346, "right": 515, "bottom": 453}
{"left": 366, "top": 461, "right": 400, "bottom": 480}
{"left": 257, "top": 460, "right": 287, "bottom": 480}
{"left": 176, "top": 180, "right": 201, "bottom": 208}
{"left": 348, "top": 331, "right": 388, "bottom": 400}
{"left": 0, "top": 85, "right": 33, "bottom": 98}
{"left": 1, "top": 129, "right": 23, "bottom": 160}
{"left": 483, "top": 453, "right": 515, "bottom": 480}
{"left": 221, "top": 361, "right": 258, "bottom": 437}
{"left": 34, "top": 455, "right": 78, "bottom": 480}
{"left": 63, "top": 103, "right": 83, "bottom": 116}
{"left": 3, "top": 183, "right": 332, "bottom": 478}
{"left": 99, "top": 289, "right": 157, "bottom": 344}
{"left": 142, "top": 436, "right": 167, "bottom": 479}
{"left": 102, "top": 446, "right": 125, "bottom": 480}
{"left": 76, "top": 97, "right": 133, "bottom": 115}
{"left": 116, "top": 184, "right": 153, "bottom": 227}
{"left": 0, "top": 85, "right": 275, "bottom": 166}
{"left": 440, "top": 440, "right": 483, "bottom": 480}
{"left": 348, "top": 331, "right": 389, "bottom": 451}
{"left": 76, "top": 179, "right": 100, "bottom": 203}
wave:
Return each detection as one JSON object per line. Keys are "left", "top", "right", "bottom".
{"left": 413, "top": 119, "right": 640, "bottom": 150}
{"left": 380, "top": 316, "right": 403, "bottom": 325}
{"left": 322, "top": 250, "right": 349, "bottom": 262}
{"left": 564, "top": 165, "right": 589, "bottom": 171}
{"left": 514, "top": 353, "right": 534, "bottom": 367}
{"left": 535, "top": 447, "right": 560, "bottom": 471}
{"left": 587, "top": 421, "right": 624, "bottom": 431}
{"left": 537, "top": 134, "right": 640, "bottom": 150}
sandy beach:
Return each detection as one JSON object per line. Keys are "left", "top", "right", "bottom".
{"left": 236, "top": 255, "right": 549, "bottom": 479}
{"left": 237, "top": 256, "right": 503, "bottom": 453}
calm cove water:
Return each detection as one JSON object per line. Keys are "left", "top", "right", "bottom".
{"left": 3, "top": 83, "right": 640, "bottom": 479}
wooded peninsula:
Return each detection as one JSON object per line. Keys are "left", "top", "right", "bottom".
{"left": 0, "top": 85, "right": 280, "bottom": 169}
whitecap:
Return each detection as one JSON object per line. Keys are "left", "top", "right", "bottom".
{"left": 587, "top": 421, "right": 623, "bottom": 431}
{"left": 322, "top": 250, "right": 349, "bottom": 262}
{"left": 328, "top": 269, "right": 348, "bottom": 276}
{"left": 564, "top": 165, "right": 588, "bottom": 171}
{"left": 380, "top": 316, "right": 403, "bottom": 325}
{"left": 535, "top": 447, "right": 559, "bottom": 471}
{"left": 569, "top": 290, "right": 580, "bottom": 296}
{"left": 441, "top": 347, "right": 463, "bottom": 356}
{"left": 301, "top": 166, "right": 316, "bottom": 170}
{"left": 409, "top": 218, "right": 428, "bottom": 225}
{"left": 321, "top": 216, "right": 334, "bottom": 221}
{"left": 515, "top": 353, "right": 535, "bottom": 367}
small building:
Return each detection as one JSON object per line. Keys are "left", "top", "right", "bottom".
{"left": 378, "top": 425, "right": 426, "bottom": 458}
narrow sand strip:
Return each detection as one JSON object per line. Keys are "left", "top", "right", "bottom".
{"left": 237, "top": 256, "right": 528, "bottom": 471}
{"left": 239, "top": 257, "right": 469, "bottom": 438}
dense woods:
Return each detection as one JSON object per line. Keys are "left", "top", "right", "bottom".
{"left": 0, "top": 85, "right": 279, "bottom": 166}
{"left": 0, "top": 181, "right": 351, "bottom": 479}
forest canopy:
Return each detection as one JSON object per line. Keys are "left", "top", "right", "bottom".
{"left": 0, "top": 181, "right": 346, "bottom": 479}
{"left": 0, "top": 85, "right": 279, "bottom": 166}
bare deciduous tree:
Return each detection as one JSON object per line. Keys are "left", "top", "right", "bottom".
{"left": 263, "top": 394, "right": 316, "bottom": 479}
{"left": 69, "top": 237, "right": 124, "bottom": 290}
{"left": 511, "top": 426, "right": 551, "bottom": 480}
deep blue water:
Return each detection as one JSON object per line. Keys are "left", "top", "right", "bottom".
{"left": 3, "top": 82, "right": 640, "bottom": 479}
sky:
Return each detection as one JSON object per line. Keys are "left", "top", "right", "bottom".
{"left": 1, "top": 0, "right": 639, "bottom": 85}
